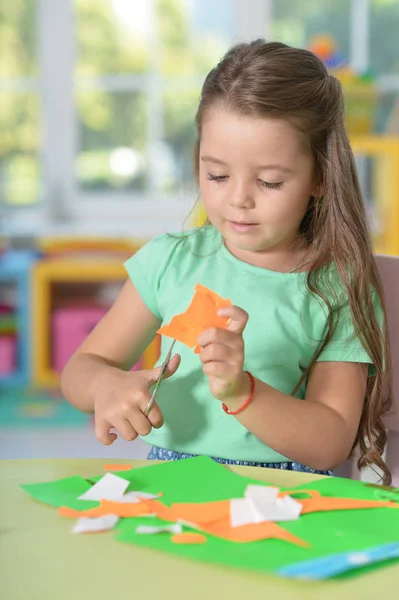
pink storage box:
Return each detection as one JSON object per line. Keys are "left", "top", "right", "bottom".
{"left": 0, "top": 336, "right": 16, "bottom": 374}
{"left": 52, "top": 307, "right": 142, "bottom": 373}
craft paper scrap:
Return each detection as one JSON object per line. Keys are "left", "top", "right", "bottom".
{"left": 114, "top": 491, "right": 159, "bottom": 503}
{"left": 171, "top": 532, "right": 207, "bottom": 545}
{"left": 278, "top": 542, "right": 399, "bottom": 580}
{"left": 72, "top": 514, "right": 120, "bottom": 534}
{"left": 21, "top": 476, "right": 98, "bottom": 510}
{"left": 231, "top": 486, "right": 302, "bottom": 526}
{"left": 157, "top": 284, "right": 232, "bottom": 353}
{"left": 78, "top": 473, "right": 130, "bottom": 501}
{"left": 136, "top": 524, "right": 183, "bottom": 535}
{"left": 104, "top": 464, "right": 133, "bottom": 472}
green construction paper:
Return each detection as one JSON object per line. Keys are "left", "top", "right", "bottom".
{"left": 21, "top": 457, "right": 399, "bottom": 579}
{"left": 21, "top": 476, "right": 99, "bottom": 510}
{"left": 91, "top": 456, "right": 272, "bottom": 502}
{"left": 110, "top": 458, "right": 399, "bottom": 577}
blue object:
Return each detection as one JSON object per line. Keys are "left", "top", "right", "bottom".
{"left": 0, "top": 250, "right": 38, "bottom": 387}
{"left": 278, "top": 542, "right": 399, "bottom": 580}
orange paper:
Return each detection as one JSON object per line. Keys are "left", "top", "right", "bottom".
{"left": 59, "top": 499, "right": 151, "bottom": 519}
{"left": 157, "top": 284, "right": 232, "bottom": 352}
{"left": 103, "top": 464, "right": 133, "bottom": 472}
{"left": 201, "top": 516, "right": 310, "bottom": 547}
{"left": 168, "top": 500, "right": 230, "bottom": 525}
{"left": 171, "top": 532, "right": 207, "bottom": 545}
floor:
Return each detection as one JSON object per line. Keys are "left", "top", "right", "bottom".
{"left": 0, "top": 386, "right": 149, "bottom": 460}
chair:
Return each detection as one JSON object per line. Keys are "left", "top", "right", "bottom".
{"left": 335, "top": 254, "right": 399, "bottom": 486}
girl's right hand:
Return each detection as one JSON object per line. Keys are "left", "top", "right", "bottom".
{"left": 94, "top": 354, "right": 180, "bottom": 445}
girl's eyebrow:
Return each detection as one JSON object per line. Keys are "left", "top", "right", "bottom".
{"left": 200, "top": 155, "right": 293, "bottom": 174}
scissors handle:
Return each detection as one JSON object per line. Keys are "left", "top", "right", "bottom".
{"left": 144, "top": 340, "right": 176, "bottom": 417}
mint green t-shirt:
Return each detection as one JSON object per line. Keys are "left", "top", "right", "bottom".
{"left": 124, "top": 226, "right": 378, "bottom": 463}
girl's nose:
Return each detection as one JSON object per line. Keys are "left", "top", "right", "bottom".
{"left": 229, "top": 185, "right": 255, "bottom": 209}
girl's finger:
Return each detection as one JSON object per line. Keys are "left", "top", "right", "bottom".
{"left": 217, "top": 305, "right": 248, "bottom": 334}
{"left": 199, "top": 343, "right": 233, "bottom": 363}
{"left": 95, "top": 417, "right": 118, "bottom": 446}
{"left": 146, "top": 401, "right": 164, "bottom": 429}
{"left": 197, "top": 327, "right": 243, "bottom": 350}
{"left": 112, "top": 418, "right": 138, "bottom": 442}
{"left": 127, "top": 410, "right": 153, "bottom": 437}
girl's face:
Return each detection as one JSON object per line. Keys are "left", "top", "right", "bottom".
{"left": 199, "top": 109, "right": 317, "bottom": 267}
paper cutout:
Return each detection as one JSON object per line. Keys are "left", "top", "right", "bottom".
{"left": 236, "top": 485, "right": 302, "bottom": 525}
{"left": 298, "top": 496, "right": 399, "bottom": 515}
{"left": 78, "top": 473, "right": 130, "bottom": 501}
{"left": 157, "top": 284, "right": 232, "bottom": 352}
{"left": 171, "top": 532, "right": 207, "bottom": 545}
{"left": 72, "top": 514, "right": 119, "bottom": 534}
{"left": 136, "top": 524, "right": 183, "bottom": 535}
{"left": 278, "top": 542, "right": 399, "bottom": 579}
{"left": 104, "top": 464, "right": 133, "bottom": 472}
{"left": 21, "top": 476, "right": 98, "bottom": 510}
{"left": 167, "top": 500, "right": 230, "bottom": 525}
{"left": 22, "top": 455, "right": 399, "bottom": 580}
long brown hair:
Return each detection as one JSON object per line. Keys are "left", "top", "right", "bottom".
{"left": 193, "top": 40, "right": 392, "bottom": 484}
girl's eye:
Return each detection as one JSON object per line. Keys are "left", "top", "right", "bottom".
{"left": 207, "top": 173, "right": 228, "bottom": 182}
{"left": 260, "top": 180, "right": 283, "bottom": 190}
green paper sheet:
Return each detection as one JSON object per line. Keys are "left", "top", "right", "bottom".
{"left": 21, "top": 457, "right": 399, "bottom": 578}
{"left": 21, "top": 476, "right": 99, "bottom": 510}
{"left": 110, "top": 458, "right": 399, "bottom": 577}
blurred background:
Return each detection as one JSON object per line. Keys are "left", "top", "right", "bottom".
{"left": 0, "top": 0, "right": 398, "bottom": 464}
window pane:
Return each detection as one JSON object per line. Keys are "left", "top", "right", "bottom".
{"left": 370, "top": 0, "right": 399, "bottom": 75}
{"left": 0, "top": 1, "right": 40, "bottom": 206}
{"left": 74, "top": 0, "right": 151, "bottom": 76}
{"left": 270, "top": 0, "right": 350, "bottom": 57}
{"left": 0, "top": 93, "right": 41, "bottom": 205}
{"left": 155, "top": 0, "right": 233, "bottom": 76}
{"left": 161, "top": 84, "right": 200, "bottom": 194}
{"left": 0, "top": 0, "right": 37, "bottom": 78}
{"left": 76, "top": 91, "right": 147, "bottom": 192}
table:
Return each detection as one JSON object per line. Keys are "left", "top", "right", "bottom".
{"left": 1, "top": 459, "right": 397, "bottom": 600}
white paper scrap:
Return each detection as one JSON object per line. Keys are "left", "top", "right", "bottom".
{"left": 230, "top": 498, "right": 259, "bottom": 527}
{"left": 78, "top": 473, "right": 130, "bottom": 501}
{"left": 231, "top": 489, "right": 303, "bottom": 527}
{"left": 72, "top": 514, "right": 119, "bottom": 534}
{"left": 245, "top": 484, "right": 279, "bottom": 504}
{"left": 136, "top": 523, "right": 183, "bottom": 535}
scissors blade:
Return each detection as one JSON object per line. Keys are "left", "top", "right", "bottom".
{"left": 144, "top": 339, "right": 176, "bottom": 416}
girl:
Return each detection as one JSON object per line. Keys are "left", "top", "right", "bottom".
{"left": 62, "top": 40, "right": 392, "bottom": 484}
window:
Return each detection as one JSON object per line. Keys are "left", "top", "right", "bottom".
{"left": 0, "top": 0, "right": 40, "bottom": 207}
{"left": 1, "top": 0, "right": 398, "bottom": 237}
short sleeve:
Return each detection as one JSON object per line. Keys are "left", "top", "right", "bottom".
{"left": 124, "top": 236, "right": 165, "bottom": 319}
{"left": 317, "top": 292, "right": 384, "bottom": 372}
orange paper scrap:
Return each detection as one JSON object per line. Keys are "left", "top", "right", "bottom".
{"left": 103, "top": 464, "right": 133, "bottom": 472}
{"left": 157, "top": 284, "right": 232, "bottom": 353}
{"left": 171, "top": 532, "right": 207, "bottom": 545}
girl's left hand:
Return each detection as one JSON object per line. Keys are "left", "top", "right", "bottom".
{"left": 197, "top": 305, "right": 249, "bottom": 401}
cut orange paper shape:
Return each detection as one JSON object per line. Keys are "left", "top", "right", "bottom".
{"left": 201, "top": 516, "right": 310, "bottom": 547}
{"left": 103, "top": 464, "right": 133, "bottom": 472}
{"left": 157, "top": 284, "right": 232, "bottom": 353}
{"left": 297, "top": 496, "right": 399, "bottom": 515}
{"left": 59, "top": 505, "right": 106, "bottom": 519}
{"left": 169, "top": 500, "right": 230, "bottom": 525}
{"left": 171, "top": 532, "right": 207, "bottom": 545}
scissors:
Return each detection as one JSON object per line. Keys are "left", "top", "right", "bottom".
{"left": 144, "top": 339, "right": 176, "bottom": 417}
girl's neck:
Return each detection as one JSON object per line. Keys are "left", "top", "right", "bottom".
{"left": 223, "top": 239, "right": 311, "bottom": 273}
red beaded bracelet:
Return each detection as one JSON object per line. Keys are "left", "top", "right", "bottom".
{"left": 222, "top": 371, "right": 255, "bottom": 415}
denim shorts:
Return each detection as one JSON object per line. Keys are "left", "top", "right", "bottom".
{"left": 147, "top": 446, "right": 333, "bottom": 476}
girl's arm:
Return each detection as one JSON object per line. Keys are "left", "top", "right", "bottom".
{"left": 224, "top": 361, "right": 367, "bottom": 471}
{"left": 199, "top": 305, "right": 367, "bottom": 471}
{"left": 61, "top": 279, "right": 161, "bottom": 413}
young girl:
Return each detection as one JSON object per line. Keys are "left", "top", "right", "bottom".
{"left": 62, "top": 40, "right": 392, "bottom": 484}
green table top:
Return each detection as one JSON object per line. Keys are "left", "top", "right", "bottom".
{"left": 1, "top": 458, "right": 397, "bottom": 600}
